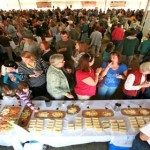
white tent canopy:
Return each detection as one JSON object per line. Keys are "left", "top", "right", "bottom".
{"left": 0, "top": 0, "right": 149, "bottom": 11}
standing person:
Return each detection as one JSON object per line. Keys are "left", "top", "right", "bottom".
{"left": 47, "top": 54, "right": 74, "bottom": 100}
{"left": 121, "top": 29, "right": 139, "bottom": 67}
{"left": 39, "top": 41, "right": 55, "bottom": 63}
{"left": 139, "top": 34, "right": 150, "bottom": 63}
{"left": 19, "top": 30, "right": 42, "bottom": 58}
{"left": 74, "top": 53, "right": 101, "bottom": 100}
{"left": 16, "top": 81, "right": 38, "bottom": 112}
{"left": 131, "top": 122, "right": 150, "bottom": 150}
{"left": 71, "top": 41, "right": 88, "bottom": 68}
{"left": 55, "top": 31, "right": 75, "bottom": 61}
{"left": 18, "top": 51, "right": 48, "bottom": 97}
{"left": 98, "top": 52, "right": 128, "bottom": 99}
{"left": 3, "top": 19, "right": 18, "bottom": 43}
{"left": 122, "top": 62, "right": 150, "bottom": 99}
{"left": 80, "top": 16, "right": 89, "bottom": 42}
{"left": 90, "top": 26, "right": 102, "bottom": 57}
{"left": 3, "top": 60, "right": 22, "bottom": 89}
{"left": 102, "top": 42, "right": 114, "bottom": 62}
{"left": 69, "top": 24, "right": 80, "bottom": 41}
{"left": 112, "top": 23, "right": 124, "bottom": 51}
{"left": 0, "top": 29, "right": 14, "bottom": 60}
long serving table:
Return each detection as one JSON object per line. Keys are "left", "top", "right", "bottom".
{"left": 0, "top": 99, "right": 150, "bottom": 150}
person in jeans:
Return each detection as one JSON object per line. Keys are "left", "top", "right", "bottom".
{"left": 98, "top": 52, "right": 127, "bottom": 99}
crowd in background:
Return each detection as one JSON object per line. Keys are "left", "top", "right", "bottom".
{"left": 0, "top": 7, "right": 150, "bottom": 103}
{"left": 0, "top": 7, "right": 150, "bottom": 149}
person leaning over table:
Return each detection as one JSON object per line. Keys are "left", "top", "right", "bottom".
{"left": 74, "top": 53, "right": 101, "bottom": 100}
{"left": 46, "top": 54, "right": 74, "bottom": 100}
{"left": 122, "top": 62, "right": 150, "bottom": 99}
{"left": 131, "top": 122, "right": 150, "bottom": 150}
{"left": 18, "top": 51, "right": 48, "bottom": 98}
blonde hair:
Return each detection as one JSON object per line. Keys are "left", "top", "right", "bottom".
{"left": 21, "top": 51, "right": 37, "bottom": 61}
{"left": 2, "top": 84, "right": 15, "bottom": 97}
{"left": 50, "top": 54, "right": 64, "bottom": 67}
{"left": 140, "top": 62, "right": 150, "bottom": 74}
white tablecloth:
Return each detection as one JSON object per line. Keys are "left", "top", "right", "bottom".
{"left": 0, "top": 99, "right": 150, "bottom": 149}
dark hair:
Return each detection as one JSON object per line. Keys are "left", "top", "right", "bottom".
{"left": 77, "top": 53, "right": 94, "bottom": 72}
{"left": 61, "top": 30, "right": 68, "bottom": 35}
{"left": 4, "top": 60, "right": 18, "bottom": 69}
{"left": 0, "top": 29, "right": 3, "bottom": 35}
{"left": 106, "top": 42, "right": 114, "bottom": 53}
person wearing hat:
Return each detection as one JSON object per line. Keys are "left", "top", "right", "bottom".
{"left": 1, "top": 60, "right": 18, "bottom": 76}
{"left": 122, "top": 62, "right": 150, "bottom": 99}
{"left": 19, "top": 30, "right": 41, "bottom": 58}
{"left": 2, "top": 60, "right": 22, "bottom": 89}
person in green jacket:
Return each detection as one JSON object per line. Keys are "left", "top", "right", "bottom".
{"left": 139, "top": 33, "right": 150, "bottom": 62}
{"left": 121, "top": 29, "right": 139, "bottom": 67}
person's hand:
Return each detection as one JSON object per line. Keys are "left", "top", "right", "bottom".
{"left": 116, "top": 74, "right": 123, "bottom": 79}
{"left": 59, "top": 48, "right": 67, "bottom": 52}
{"left": 33, "top": 70, "right": 43, "bottom": 77}
{"left": 66, "top": 93, "right": 74, "bottom": 99}
{"left": 107, "top": 62, "right": 113, "bottom": 68}
{"left": 10, "top": 76, "right": 17, "bottom": 82}
{"left": 140, "top": 132, "right": 150, "bottom": 141}
{"left": 96, "top": 68, "right": 102, "bottom": 75}
{"left": 142, "top": 81, "right": 150, "bottom": 88}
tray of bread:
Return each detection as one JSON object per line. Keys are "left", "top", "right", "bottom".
{"left": 34, "top": 110, "right": 66, "bottom": 119}
{"left": 82, "top": 109, "right": 114, "bottom": 118}
{"left": 67, "top": 104, "right": 81, "bottom": 115}
{"left": 0, "top": 105, "right": 21, "bottom": 121}
{"left": 121, "top": 108, "right": 150, "bottom": 116}
{"left": 18, "top": 105, "right": 33, "bottom": 127}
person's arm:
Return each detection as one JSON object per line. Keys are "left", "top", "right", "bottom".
{"left": 100, "top": 62, "right": 112, "bottom": 78}
{"left": 140, "top": 132, "right": 150, "bottom": 141}
{"left": 3, "top": 74, "right": 9, "bottom": 84}
{"left": 124, "top": 74, "right": 150, "bottom": 90}
{"left": 82, "top": 68, "right": 102, "bottom": 86}
{"left": 116, "top": 70, "right": 128, "bottom": 80}
{"left": 16, "top": 91, "right": 34, "bottom": 110}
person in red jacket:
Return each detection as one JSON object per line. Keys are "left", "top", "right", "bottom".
{"left": 112, "top": 23, "right": 124, "bottom": 51}
{"left": 122, "top": 62, "right": 150, "bottom": 99}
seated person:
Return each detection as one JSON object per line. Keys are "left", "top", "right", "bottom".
{"left": 131, "top": 122, "right": 150, "bottom": 150}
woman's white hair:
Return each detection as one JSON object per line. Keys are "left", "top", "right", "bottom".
{"left": 49, "top": 54, "right": 64, "bottom": 67}
{"left": 140, "top": 62, "right": 150, "bottom": 74}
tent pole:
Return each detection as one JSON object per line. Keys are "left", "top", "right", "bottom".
{"left": 18, "top": 0, "right": 22, "bottom": 10}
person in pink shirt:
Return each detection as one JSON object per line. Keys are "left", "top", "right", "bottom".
{"left": 112, "top": 23, "right": 125, "bottom": 51}
{"left": 74, "top": 53, "right": 101, "bottom": 100}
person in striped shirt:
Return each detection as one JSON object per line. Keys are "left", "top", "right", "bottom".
{"left": 16, "top": 81, "right": 38, "bottom": 112}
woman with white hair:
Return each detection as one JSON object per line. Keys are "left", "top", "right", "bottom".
{"left": 122, "top": 62, "right": 150, "bottom": 99}
{"left": 47, "top": 54, "right": 74, "bottom": 100}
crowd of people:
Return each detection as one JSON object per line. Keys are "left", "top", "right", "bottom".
{"left": 0, "top": 7, "right": 149, "bottom": 149}
{"left": 0, "top": 8, "right": 149, "bottom": 98}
